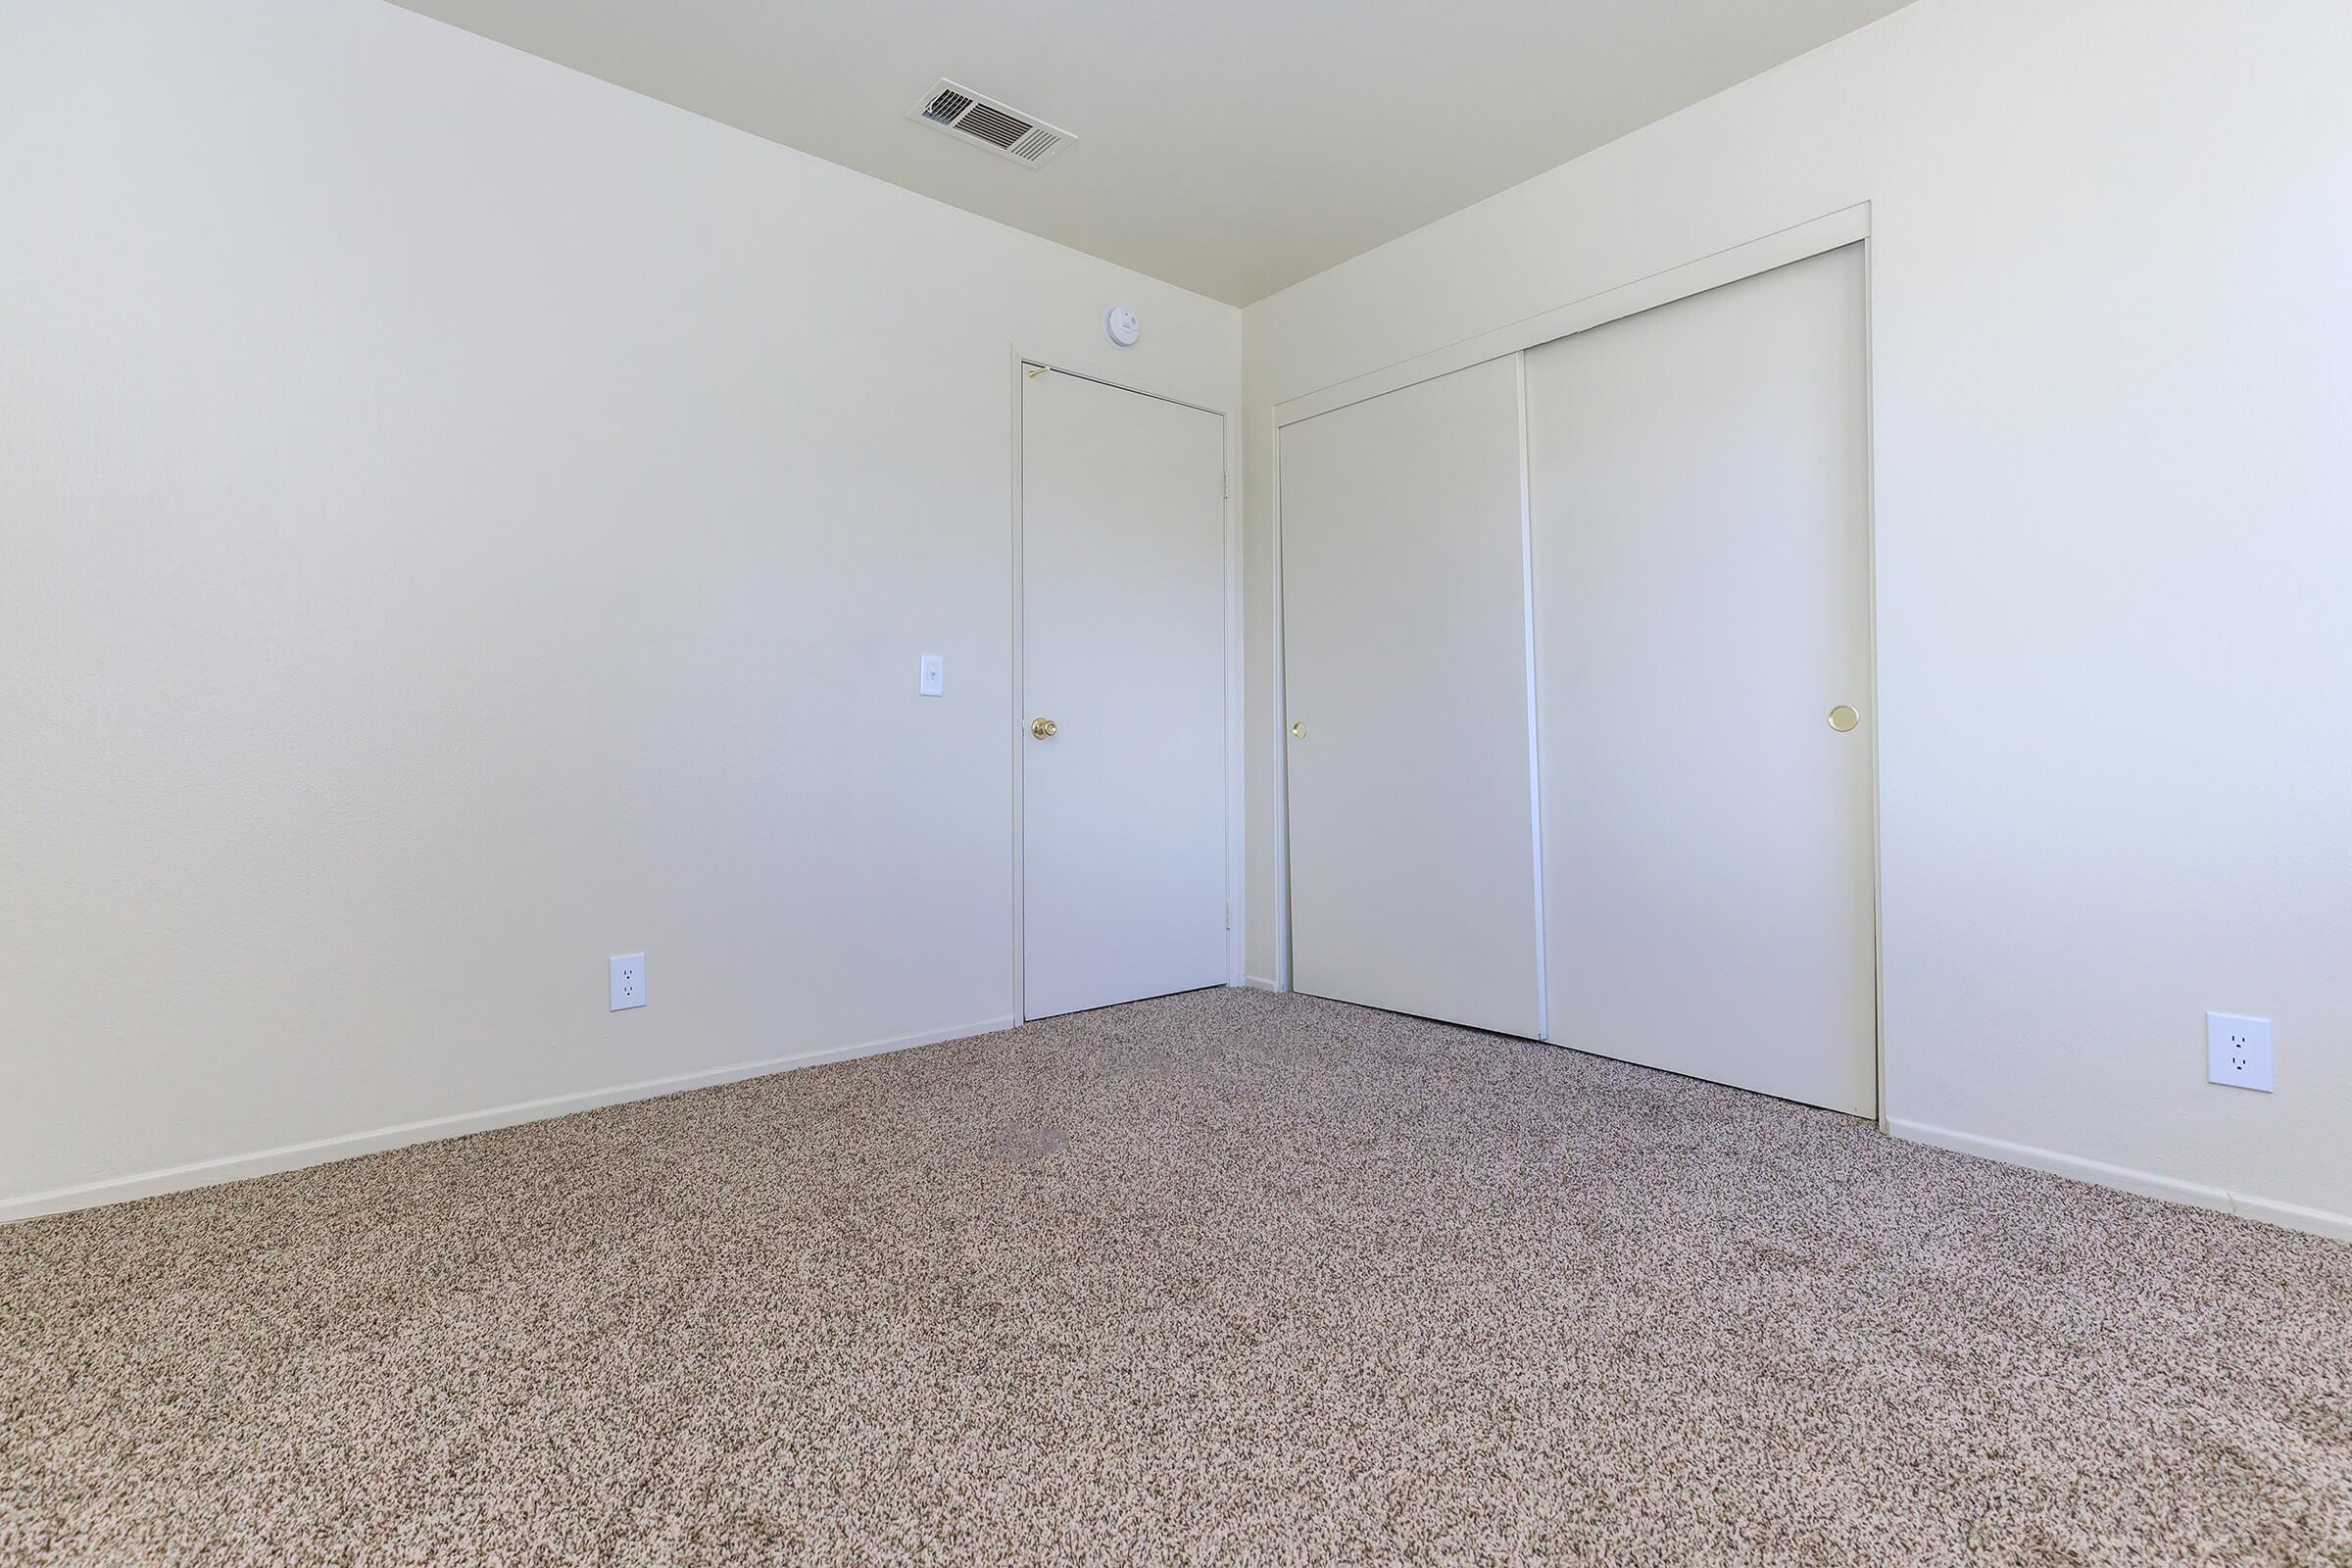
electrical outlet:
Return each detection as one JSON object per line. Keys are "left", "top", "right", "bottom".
{"left": 610, "top": 954, "right": 647, "bottom": 1012}
{"left": 2207, "top": 1011, "right": 2271, "bottom": 1092}
{"left": 919, "top": 654, "right": 945, "bottom": 697}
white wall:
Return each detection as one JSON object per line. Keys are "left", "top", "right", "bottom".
{"left": 1244, "top": 0, "right": 2352, "bottom": 1229}
{"left": 0, "top": 0, "right": 1241, "bottom": 1215}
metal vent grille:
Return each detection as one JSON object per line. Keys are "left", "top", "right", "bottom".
{"left": 1009, "top": 126, "right": 1061, "bottom": 161}
{"left": 920, "top": 87, "right": 975, "bottom": 123}
{"left": 956, "top": 102, "right": 1031, "bottom": 149}
{"left": 906, "top": 77, "right": 1074, "bottom": 167}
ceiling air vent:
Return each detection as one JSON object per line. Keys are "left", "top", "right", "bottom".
{"left": 908, "top": 77, "right": 1073, "bottom": 168}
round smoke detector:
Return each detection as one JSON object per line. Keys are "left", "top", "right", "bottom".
{"left": 1103, "top": 306, "right": 1141, "bottom": 348}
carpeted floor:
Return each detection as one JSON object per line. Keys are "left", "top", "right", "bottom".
{"left": 3, "top": 990, "right": 2348, "bottom": 1566}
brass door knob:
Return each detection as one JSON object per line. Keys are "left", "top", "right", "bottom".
{"left": 1291, "top": 720, "right": 1306, "bottom": 739}
{"left": 1827, "top": 705, "right": 1859, "bottom": 733}
{"left": 1030, "top": 717, "right": 1058, "bottom": 740}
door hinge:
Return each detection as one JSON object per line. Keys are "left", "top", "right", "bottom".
{"left": 1224, "top": 901, "right": 1232, "bottom": 930}
{"left": 1222, "top": 469, "right": 1230, "bottom": 501}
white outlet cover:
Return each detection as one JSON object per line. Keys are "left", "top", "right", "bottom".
{"left": 610, "top": 953, "right": 647, "bottom": 1012}
{"left": 2207, "top": 1011, "right": 2271, "bottom": 1092}
{"left": 919, "top": 654, "right": 945, "bottom": 697}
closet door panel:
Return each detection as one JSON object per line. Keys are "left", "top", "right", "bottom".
{"left": 1526, "top": 244, "right": 1876, "bottom": 1115}
{"left": 1280, "top": 357, "right": 1544, "bottom": 1038}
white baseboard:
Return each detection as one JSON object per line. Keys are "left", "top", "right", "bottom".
{"left": 2224, "top": 1193, "right": 2352, "bottom": 1243}
{"left": 1243, "top": 974, "right": 1281, "bottom": 992}
{"left": 0, "top": 1014, "right": 1018, "bottom": 1227}
{"left": 1887, "top": 1119, "right": 2352, "bottom": 1243}
{"left": 24, "top": 1037, "right": 2343, "bottom": 1246}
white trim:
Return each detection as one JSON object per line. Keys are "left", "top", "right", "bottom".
{"left": 1009, "top": 352, "right": 1031, "bottom": 1024}
{"left": 1222, "top": 391, "right": 1248, "bottom": 989}
{"left": 1012, "top": 353, "right": 1246, "bottom": 1019}
{"left": 1510, "top": 350, "right": 1549, "bottom": 1042}
{"left": 1243, "top": 973, "right": 1280, "bottom": 992}
{"left": 1858, "top": 234, "right": 1889, "bottom": 1130}
{"left": 1, "top": 1014, "right": 1018, "bottom": 1226}
{"left": 1273, "top": 203, "right": 1872, "bottom": 429}
{"left": 2232, "top": 1194, "right": 2352, "bottom": 1243}
{"left": 1016, "top": 359, "right": 1229, "bottom": 419}
{"left": 1888, "top": 1120, "right": 2352, "bottom": 1243}
{"left": 1268, "top": 419, "right": 1294, "bottom": 994}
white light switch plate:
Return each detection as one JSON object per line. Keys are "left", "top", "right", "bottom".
{"left": 2207, "top": 1011, "right": 2271, "bottom": 1091}
{"left": 918, "top": 654, "right": 945, "bottom": 697}
{"left": 610, "top": 954, "right": 647, "bottom": 1011}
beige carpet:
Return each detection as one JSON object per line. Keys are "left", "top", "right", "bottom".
{"left": 4, "top": 990, "right": 2348, "bottom": 1565}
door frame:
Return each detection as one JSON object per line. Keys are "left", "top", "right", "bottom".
{"left": 1010, "top": 352, "right": 1245, "bottom": 1024}
{"left": 1267, "top": 201, "right": 1887, "bottom": 1124}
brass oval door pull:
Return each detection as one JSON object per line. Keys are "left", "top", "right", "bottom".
{"left": 1828, "top": 705, "right": 1859, "bottom": 733}
{"left": 1291, "top": 720, "right": 1306, "bottom": 739}
{"left": 1030, "top": 717, "right": 1057, "bottom": 740}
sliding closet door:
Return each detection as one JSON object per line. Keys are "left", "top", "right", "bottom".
{"left": 1280, "top": 357, "right": 1544, "bottom": 1038}
{"left": 1526, "top": 245, "right": 1875, "bottom": 1115}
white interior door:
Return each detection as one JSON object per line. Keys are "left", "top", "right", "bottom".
{"left": 1525, "top": 244, "right": 1876, "bottom": 1115}
{"left": 1021, "top": 368, "right": 1227, "bottom": 1019}
{"left": 1279, "top": 357, "right": 1544, "bottom": 1039}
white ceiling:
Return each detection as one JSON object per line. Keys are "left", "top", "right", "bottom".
{"left": 390, "top": 0, "right": 1915, "bottom": 305}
